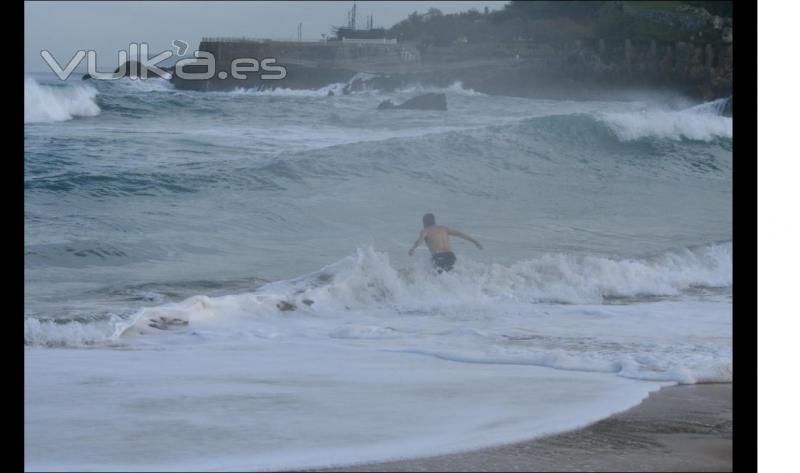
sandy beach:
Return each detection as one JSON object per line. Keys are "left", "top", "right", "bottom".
{"left": 313, "top": 384, "right": 732, "bottom": 472}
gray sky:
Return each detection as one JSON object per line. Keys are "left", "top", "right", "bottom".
{"left": 25, "top": 1, "right": 509, "bottom": 72}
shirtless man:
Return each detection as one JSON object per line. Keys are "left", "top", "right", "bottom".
{"left": 408, "top": 213, "right": 482, "bottom": 272}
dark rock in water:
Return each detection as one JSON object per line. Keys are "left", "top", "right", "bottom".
{"left": 147, "top": 317, "right": 188, "bottom": 330}
{"left": 398, "top": 93, "right": 447, "bottom": 110}
{"left": 301, "top": 299, "right": 314, "bottom": 306}
{"left": 378, "top": 93, "right": 447, "bottom": 111}
{"left": 115, "top": 60, "right": 146, "bottom": 77}
{"left": 277, "top": 301, "right": 297, "bottom": 312}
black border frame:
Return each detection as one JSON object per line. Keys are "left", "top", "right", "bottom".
{"left": 19, "top": 0, "right": 757, "bottom": 471}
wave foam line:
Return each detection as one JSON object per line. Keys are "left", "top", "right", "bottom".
{"left": 397, "top": 81, "right": 484, "bottom": 96}
{"left": 393, "top": 346, "right": 732, "bottom": 385}
{"left": 106, "top": 75, "right": 175, "bottom": 92}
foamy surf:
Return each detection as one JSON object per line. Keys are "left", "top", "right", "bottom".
{"left": 25, "top": 243, "right": 731, "bottom": 385}
{"left": 227, "top": 84, "right": 346, "bottom": 97}
{"left": 24, "top": 76, "right": 101, "bottom": 123}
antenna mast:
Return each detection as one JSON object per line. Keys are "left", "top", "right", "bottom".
{"left": 349, "top": 1, "right": 357, "bottom": 29}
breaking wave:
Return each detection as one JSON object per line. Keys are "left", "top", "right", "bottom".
{"left": 24, "top": 76, "right": 101, "bottom": 123}
{"left": 25, "top": 241, "right": 731, "bottom": 345}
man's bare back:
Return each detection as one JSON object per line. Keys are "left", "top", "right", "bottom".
{"left": 408, "top": 213, "right": 482, "bottom": 272}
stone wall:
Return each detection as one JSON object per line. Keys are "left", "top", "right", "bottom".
{"left": 199, "top": 39, "right": 420, "bottom": 67}
{"left": 173, "top": 37, "right": 731, "bottom": 100}
{"left": 419, "top": 38, "right": 731, "bottom": 99}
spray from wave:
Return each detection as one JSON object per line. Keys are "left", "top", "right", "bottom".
{"left": 687, "top": 97, "right": 731, "bottom": 115}
{"left": 398, "top": 80, "right": 483, "bottom": 96}
{"left": 598, "top": 99, "right": 732, "bottom": 142}
{"left": 24, "top": 76, "right": 101, "bottom": 123}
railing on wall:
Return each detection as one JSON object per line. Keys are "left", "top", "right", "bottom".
{"left": 201, "top": 37, "right": 325, "bottom": 44}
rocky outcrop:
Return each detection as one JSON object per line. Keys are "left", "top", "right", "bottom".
{"left": 378, "top": 93, "right": 447, "bottom": 111}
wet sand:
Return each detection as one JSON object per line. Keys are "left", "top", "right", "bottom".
{"left": 312, "top": 384, "right": 732, "bottom": 472}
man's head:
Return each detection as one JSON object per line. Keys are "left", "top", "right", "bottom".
{"left": 423, "top": 213, "right": 435, "bottom": 227}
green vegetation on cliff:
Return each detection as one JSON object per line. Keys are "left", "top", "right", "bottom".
{"left": 387, "top": 1, "right": 732, "bottom": 46}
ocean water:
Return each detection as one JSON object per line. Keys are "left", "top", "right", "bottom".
{"left": 24, "top": 72, "right": 732, "bottom": 471}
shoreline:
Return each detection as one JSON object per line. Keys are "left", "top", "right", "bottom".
{"left": 309, "top": 384, "right": 731, "bottom": 472}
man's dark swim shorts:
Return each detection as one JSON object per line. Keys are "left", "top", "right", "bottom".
{"left": 432, "top": 251, "right": 456, "bottom": 272}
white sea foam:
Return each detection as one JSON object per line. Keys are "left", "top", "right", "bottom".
{"left": 598, "top": 101, "right": 732, "bottom": 141}
{"left": 24, "top": 76, "right": 101, "bottom": 123}
{"left": 226, "top": 73, "right": 381, "bottom": 97}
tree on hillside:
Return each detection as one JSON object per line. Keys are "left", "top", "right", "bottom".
{"left": 685, "top": 1, "right": 732, "bottom": 17}
{"left": 388, "top": 1, "right": 730, "bottom": 45}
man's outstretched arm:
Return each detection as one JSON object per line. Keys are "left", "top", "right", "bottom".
{"left": 446, "top": 227, "right": 483, "bottom": 250}
{"left": 408, "top": 229, "right": 426, "bottom": 256}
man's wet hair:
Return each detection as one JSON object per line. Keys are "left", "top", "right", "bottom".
{"left": 423, "top": 213, "right": 435, "bottom": 227}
